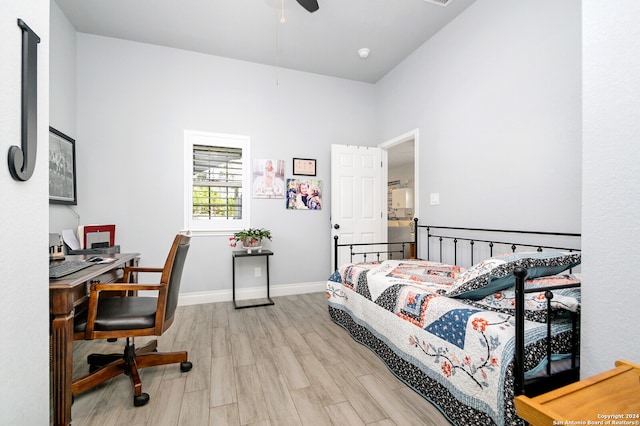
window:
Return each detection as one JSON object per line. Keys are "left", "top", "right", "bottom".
{"left": 184, "top": 130, "right": 250, "bottom": 232}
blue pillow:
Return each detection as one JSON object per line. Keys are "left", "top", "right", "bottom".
{"left": 445, "top": 251, "right": 581, "bottom": 300}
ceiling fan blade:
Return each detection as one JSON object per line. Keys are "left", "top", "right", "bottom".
{"left": 296, "top": 0, "right": 319, "bottom": 13}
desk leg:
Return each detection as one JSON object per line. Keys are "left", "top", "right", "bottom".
{"left": 51, "top": 312, "right": 74, "bottom": 426}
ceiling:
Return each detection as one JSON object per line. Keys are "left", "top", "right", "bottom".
{"left": 54, "top": 0, "right": 476, "bottom": 83}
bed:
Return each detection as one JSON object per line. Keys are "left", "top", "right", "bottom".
{"left": 327, "top": 221, "right": 581, "bottom": 426}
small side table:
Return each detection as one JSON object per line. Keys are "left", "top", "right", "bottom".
{"left": 515, "top": 359, "right": 640, "bottom": 426}
{"left": 232, "top": 249, "right": 274, "bottom": 309}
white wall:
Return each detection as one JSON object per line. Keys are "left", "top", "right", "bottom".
{"left": 49, "top": 0, "right": 75, "bottom": 135}
{"left": 582, "top": 1, "right": 640, "bottom": 376}
{"left": 71, "top": 34, "right": 376, "bottom": 296}
{"left": 376, "top": 0, "right": 582, "bottom": 232}
{"left": 49, "top": 0, "right": 78, "bottom": 232}
{"left": 376, "top": 0, "right": 640, "bottom": 377}
{"left": 0, "top": 1, "right": 50, "bottom": 424}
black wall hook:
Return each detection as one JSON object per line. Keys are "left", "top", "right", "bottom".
{"left": 8, "top": 19, "right": 40, "bottom": 181}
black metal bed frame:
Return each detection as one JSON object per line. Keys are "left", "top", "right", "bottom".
{"left": 332, "top": 219, "right": 581, "bottom": 398}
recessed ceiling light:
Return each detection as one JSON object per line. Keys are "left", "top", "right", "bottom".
{"left": 358, "top": 48, "right": 370, "bottom": 59}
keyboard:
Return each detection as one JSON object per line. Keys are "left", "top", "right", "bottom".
{"left": 49, "top": 260, "right": 93, "bottom": 279}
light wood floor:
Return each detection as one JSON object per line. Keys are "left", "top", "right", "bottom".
{"left": 68, "top": 292, "right": 452, "bottom": 425}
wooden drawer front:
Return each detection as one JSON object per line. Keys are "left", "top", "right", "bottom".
{"left": 88, "top": 267, "right": 123, "bottom": 285}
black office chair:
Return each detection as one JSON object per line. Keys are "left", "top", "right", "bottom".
{"left": 72, "top": 233, "right": 192, "bottom": 407}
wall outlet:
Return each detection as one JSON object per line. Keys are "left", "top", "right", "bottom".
{"left": 254, "top": 267, "right": 261, "bottom": 277}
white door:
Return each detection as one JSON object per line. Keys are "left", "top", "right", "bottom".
{"left": 330, "top": 144, "right": 386, "bottom": 270}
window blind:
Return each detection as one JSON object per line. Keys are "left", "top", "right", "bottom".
{"left": 192, "top": 144, "right": 243, "bottom": 220}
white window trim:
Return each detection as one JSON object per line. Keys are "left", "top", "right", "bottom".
{"left": 184, "top": 130, "right": 251, "bottom": 233}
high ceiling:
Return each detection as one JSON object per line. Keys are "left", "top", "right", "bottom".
{"left": 54, "top": 0, "right": 476, "bottom": 83}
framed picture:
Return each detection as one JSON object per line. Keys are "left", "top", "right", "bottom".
{"left": 49, "top": 127, "right": 77, "bottom": 205}
{"left": 286, "top": 178, "right": 322, "bottom": 210}
{"left": 253, "top": 159, "right": 285, "bottom": 199}
{"left": 292, "top": 157, "right": 316, "bottom": 176}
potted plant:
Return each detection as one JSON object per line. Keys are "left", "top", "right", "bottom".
{"left": 229, "top": 228, "right": 272, "bottom": 253}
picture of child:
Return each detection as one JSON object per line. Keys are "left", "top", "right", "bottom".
{"left": 253, "top": 159, "right": 285, "bottom": 198}
{"left": 286, "top": 179, "right": 322, "bottom": 210}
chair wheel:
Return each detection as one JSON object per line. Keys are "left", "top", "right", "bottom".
{"left": 180, "top": 361, "right": 193, "bottom": 372}
{"left": 134, "top": 393, "right": 150, "bottom": 407}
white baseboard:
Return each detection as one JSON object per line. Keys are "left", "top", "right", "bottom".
{"left": 178, "top": 281, "right": 327, "bottom": 306}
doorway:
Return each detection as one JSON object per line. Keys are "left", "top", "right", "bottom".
{"left": 379, "top": 129, "right": 419, "bottom": 247}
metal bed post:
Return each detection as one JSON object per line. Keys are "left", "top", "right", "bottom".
{"left": 414, "top": 218, "right": 419, "bottom": 259}
{"left": 426, "top": 225, "right": 430, "bottom": 260}
{"left": 333, "top": 235, "right": 339, "bottom": 271}
{"left": 514, "top": 266, "right": 527, "bottom": 396}
{"left": 545, "top": 291, "right": 554, "bottom": 376}
{"left": 571, "top": 312, "right": 579, "bottom": 370}
{"left": 453, "top": 239, "right": 458, "bottom": 265}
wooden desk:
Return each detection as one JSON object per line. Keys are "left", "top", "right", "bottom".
{"left": 50, "top": 253, "right": 139, "bottom": 426}
{"left": 515, "top": 359, "right": 640, "bottom": 426}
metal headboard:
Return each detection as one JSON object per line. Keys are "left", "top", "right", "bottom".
{"left": 333, "top": 219, "right": 581, "bottom": 271}
{"left": 420, "top": 223, "right": 581, "bottom": 266}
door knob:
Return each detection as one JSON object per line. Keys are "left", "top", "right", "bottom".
{"left": 333, "top": 224, "right": 340, "bottom": 229}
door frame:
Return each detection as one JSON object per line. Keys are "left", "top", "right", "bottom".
{"left": 379, "top": 128, "right": 420, "bottom": 224}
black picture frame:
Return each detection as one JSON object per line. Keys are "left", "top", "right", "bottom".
{"left": 292, "top": 158, "right": 316, "bottom": 176}
{"left": 49, "top": 127, "right": 77, "bottom": 205}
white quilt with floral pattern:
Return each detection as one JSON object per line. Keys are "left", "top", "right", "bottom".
{"left": 327, "top": 259, "right": 575, "bottom": 426}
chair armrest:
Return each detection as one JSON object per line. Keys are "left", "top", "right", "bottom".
{"left": 90, "top": 282, "right": 163, "bottom": 293}
{"left": 83, "top": 282, "right": 164, "bottom": 339}
{"left": 122, "top": 266, "right": 164, "bottom": 283}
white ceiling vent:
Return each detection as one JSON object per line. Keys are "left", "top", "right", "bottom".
{"left": 424, "top": 0, "right": 452, "bottom": 7}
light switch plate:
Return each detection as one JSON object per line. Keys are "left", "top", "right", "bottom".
{"left": 430, "top": 193, "right": 440, "bottom": 205}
